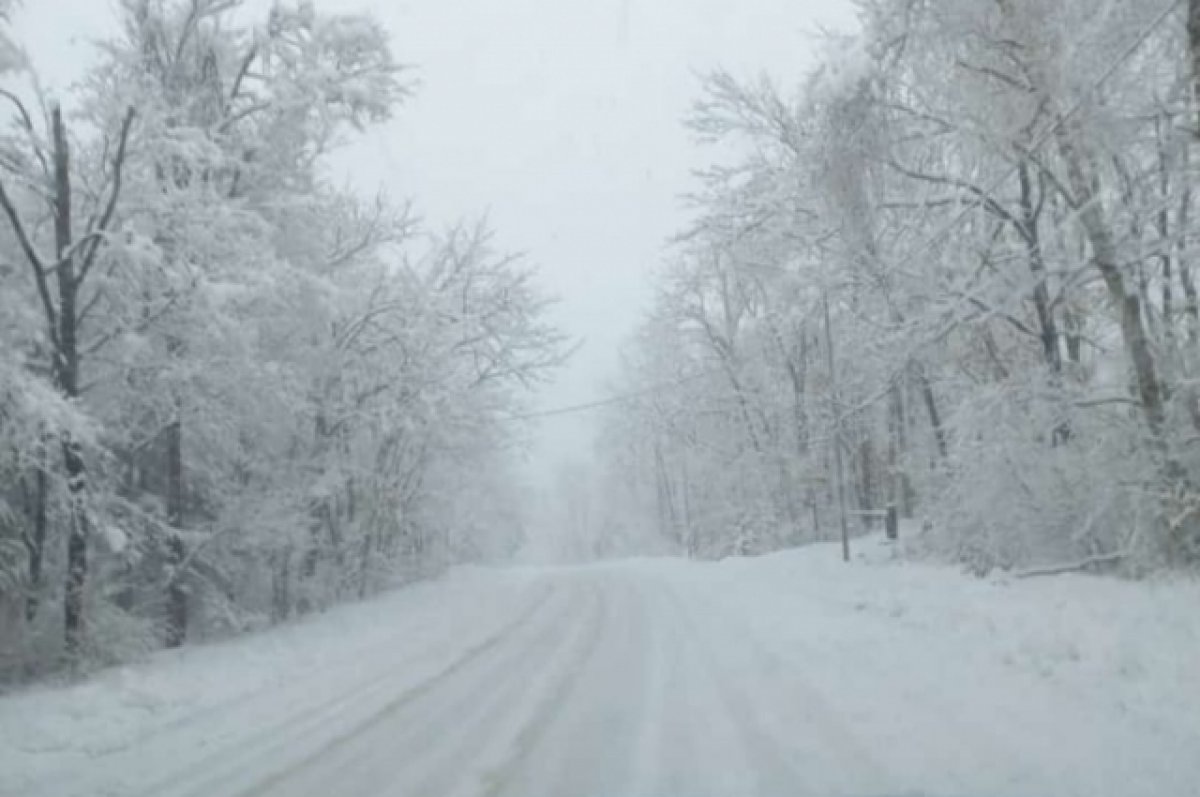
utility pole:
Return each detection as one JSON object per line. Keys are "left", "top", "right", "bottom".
{"left": 824, "top": 292, "right": 850, "bottom": 563}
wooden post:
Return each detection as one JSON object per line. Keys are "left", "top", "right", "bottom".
{"left": 886, "top": 504, "right": 899, "bottom": 541}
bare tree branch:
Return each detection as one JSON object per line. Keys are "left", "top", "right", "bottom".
{"left": 0, "top": 87, "right": 49, "bottom": 178}
{"left": 78, "top": 107, "right": 137, "bottom": 286}
{"left": 0, "top": 177, "right": 59, "bottom": 350}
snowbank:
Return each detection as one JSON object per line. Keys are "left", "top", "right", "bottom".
{"left": 657, "top": 532, "right": 1200, "bottom": 796}
{"left": 700, "top": 532, "right": 1199, "bottom": 720}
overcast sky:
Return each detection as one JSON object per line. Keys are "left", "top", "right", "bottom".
{"left": 16, "top": 0, "right": 858, "bottom": 482}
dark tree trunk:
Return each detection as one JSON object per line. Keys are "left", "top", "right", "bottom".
{"left": 0, "top": 99, "right": 134, "bottom": 657}
{"left": 1157, "top": 116, "right": 1175, "bottom": 342}
{"left": 272, "top": 548, "right": 292, "bottom": 623}
{"left": 49, "top": 107, "right": 92, "bottom": 659}
{"left": 1190, "top": 0, "right": 1200, "bottom": 137}
{"left": 62, "top": 441, "right": 90, "bottom": 658}
{"left": 859, "top": 436, "right": 875, "bottom": 520}
{"left": 1016, "top": 161, "right": 1062, "bottom": 374}
{"left": 916, "top": 367, "right": 948, "bottom": 461}
{"left": 1176, "top": 145, "right": 1198, "bottom": 344}
{"left": 787, "top": 327, "right": 810, "bottom": 456}
{"left": 887, "top": 382, "right": 914, "bottom": 517}
{"left": 164, "top": 417, "right": 187, "bottom": 648}
{"left": 21, "top": 453, "right": 48, "bottom": 622}
{"left": 1064, "top": 307, "right": 1083, "bottom": 365}
{"left": 357, "top": 534, "right": 372, "bottom": 599}
{"left": 808, "top": 491, "right": 821, "bottom": 540}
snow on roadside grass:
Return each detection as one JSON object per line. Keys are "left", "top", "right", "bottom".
{"left": 0, "top": 567, "right": 542, "bottom": 797}
{"left": 702, "top": 531, "right": 1199, "bottom": 693}
{"left": 603, "top": 532, "right": 1200, "bottom": 796}
{"left": 665, "top": 531, "right": 1200, "bottom": 794}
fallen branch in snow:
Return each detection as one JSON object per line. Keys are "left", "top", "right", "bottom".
{"left": 1014, "top": 550, "right": 1129, "bottom": 579}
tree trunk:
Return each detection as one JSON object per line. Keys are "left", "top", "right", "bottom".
{"left": 0, "top": 100, "right": 132, "bottom": 655}
{"left": 824, "top": 293, "right": 850, "bottom": 563}
{"left": 62, "top": 441, "right": 89, "bottom": 658}
{"left": 653, "top": 442, "right": 677, "bottom": 546}
{"left": 49, "top": 106, "right": 92, "bottom": 660}
{"left": 1016, "top": 160, "right": 1074, "bottom": 444}
{"left": 21, "top": 451, "right": 47, "bottom": 623}
{"left": 1156, "top": 115, "right": 1175, "bottom": 344}
{"left": 916, "top": 366, "right": 948, "bottom": 461}
{"left": 1189, "top": 0, "right": 1200, "bottom": 137}
{"left": 679, "top": 457, "right": 695, "bottom": 555}
{"left": 357, "top": 533, "right": 372, "bottom": 599}
{"left": 1176, "top": 144, "right": 1198, "bottom": 343}
{"left": 1056, "top": 127, "right": 1168, "bottom": 435}
{"left": 1057, "top": 124, "right": 1198, "bottom": 559}
{"left": 859, "top": 436, "right": 876, "bottom": 520}
{"left": 723, "top": 364, "right": 765, "bottom": 454}
{"left": 808, "top": 490, "right": 821, "bottom": 540}
{"left": 272, "top": 547, "right": 292, "bottom": 623}
{"left": 164, "top": 416, "right": 187, "bottom": 648}
{"left": 1016, "top": 161, "right": 1063, "bottom": 374}
{"left": 1064, "top": 307, "right": 1083, "bottom": 365}
{"left": 789, "top": 329, "right": 810, "bottom": 456}
{"left": 887, "top": 381, "right": 914, "bottom": 517}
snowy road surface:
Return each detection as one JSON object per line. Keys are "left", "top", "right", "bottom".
{"left": 4, "top": 540, "right": 1200, "bottom": 797}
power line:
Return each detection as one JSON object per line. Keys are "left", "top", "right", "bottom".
{"left": 504, "top": 368, "right": 719, "bottom": 422}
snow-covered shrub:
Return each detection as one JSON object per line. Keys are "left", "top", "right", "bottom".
{"left": 925, "top": 378, "right": 1150, "bottom": 574}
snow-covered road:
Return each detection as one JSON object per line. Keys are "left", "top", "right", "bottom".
{"left": 4, "top": 540, "right": 1200, "bottom": 797}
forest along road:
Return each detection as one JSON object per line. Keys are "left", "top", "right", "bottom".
{"left": 5, "top": 550, "right": 1198, "bottom": 797}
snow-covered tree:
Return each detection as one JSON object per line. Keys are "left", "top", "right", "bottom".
{"left": 601, "top": 0, "right": 1200, "bottom": 574}
{"left": 0, "top": 0, "right": 567, "bottom": 679}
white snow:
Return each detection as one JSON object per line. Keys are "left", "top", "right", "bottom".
{"left": 2, "top": 538, "right": 1198, "bottom": 797}
{"left": 99, "top": 525, "right": 129, "bottom": 555}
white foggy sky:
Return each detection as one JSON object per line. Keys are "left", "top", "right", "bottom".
{"left": 16, "top": 0, "right": 858, "bottom": 481}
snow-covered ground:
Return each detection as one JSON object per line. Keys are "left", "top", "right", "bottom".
{"left": 2, "top": 536, "right": 1198, "bottom": 797}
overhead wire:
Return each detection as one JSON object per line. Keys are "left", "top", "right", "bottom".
{"left": 503, "top": 368, "right": 721, "bottom": 422}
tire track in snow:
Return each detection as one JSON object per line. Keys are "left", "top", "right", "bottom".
{"left": 350, "top": 579, "right": 605, "bottom": 797}
{"left": 115, "top": 580, "right": 499, "bottom": 754}
{"left": 235, "top": 578, "right": 604, "bottom": 797}
{"left": 235, "top": 580, "right": 591, "bottom": 797}
{"left": 474, "top": 576, "right": 614, "bottom": 797}
{"left": 133, "top": 581, "right": 562, "bottom": 797}
{"left": 655, "top": 579, "right": 814, "bottom": 796}
{"left": 626, "top": 576, "right": 671, "bottom": 797}
{"left": 672, "top": 577, "right": 889, "bottom": 785}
